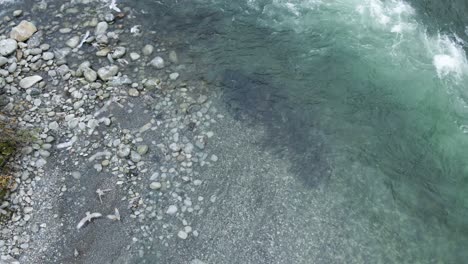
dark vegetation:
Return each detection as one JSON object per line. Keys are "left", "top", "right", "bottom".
{"left": 0, "top": 115, "right": 29, "bottom": 198}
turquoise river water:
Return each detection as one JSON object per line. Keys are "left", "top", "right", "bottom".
{"left": 128, "top": 0, "right": 468, "bottom": 263}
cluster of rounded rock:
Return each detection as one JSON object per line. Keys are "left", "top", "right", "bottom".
{"left": 0, "top": 13, "right": 55, "bottom": 264}
{"left": 0, "top": 1, "right": 218, "bottom": 263}
{"left": 0, "top": 19, "right": 43, "bottom": 108}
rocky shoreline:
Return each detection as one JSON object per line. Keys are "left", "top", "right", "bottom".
{"left": 0, "top": 0, "right": 222, "bottom": 263}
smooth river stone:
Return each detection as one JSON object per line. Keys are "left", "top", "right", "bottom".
{"left": 10, "top": 20, "right": 37, "bottom": 42}
{"left": 0, "top": 39, "right": 17, "bottom": 56}
{"left": 19, "top": 75, "right": 42, "bottom": 89}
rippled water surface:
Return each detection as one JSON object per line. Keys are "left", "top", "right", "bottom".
{"left": 127, "top": 0, "right": 468, "bottom": 262}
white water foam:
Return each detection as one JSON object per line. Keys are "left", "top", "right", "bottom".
{"left": 357, "top": 0, "right": 468, "bottom": 80}
{"left": 432, "top": 35, "right": 468, "bottom": 79}
{"left": 253, "top": 0, "right": 467, "bottom": 80}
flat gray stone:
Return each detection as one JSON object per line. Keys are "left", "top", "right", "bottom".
{"left": 169, "top": 50, "right": 178, "bottom": 63}
{"left": 19, "top": 75, "right": 42, "bottom": 89}
{"left": 0, "top": 39, "right": 17, "bottom": 56}
{"left": 97, "top": 65, "right": 119, "bottom": 81}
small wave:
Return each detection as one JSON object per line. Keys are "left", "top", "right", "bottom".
{"left": 252, "top": 0, "right": 468, "bottom": 80}
{"left": 431, "top": 35, "right": 468, "bottom": 80}
{"left": 357, "top": 0, "right": 414, "bottom": 26}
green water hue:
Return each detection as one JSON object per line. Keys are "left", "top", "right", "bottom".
{"left": 133, "top": 0, "right": 468, "bottom": 262}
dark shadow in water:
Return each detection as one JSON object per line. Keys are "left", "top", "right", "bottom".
{"left": 128, "top": 0, "right": 468, "bottom": 252}
{"left": 408, "top": 0, "right": 468, "bottom": 37}
{"left": 221, "top": 69, "right": 332, "bottom": 188}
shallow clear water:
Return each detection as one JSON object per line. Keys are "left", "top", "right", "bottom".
{"left": 130, "top": 0, "right": 468, "bottom": 262}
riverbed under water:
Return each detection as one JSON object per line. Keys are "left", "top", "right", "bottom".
{"left": 120, "top": 0, "right": 468, "bottom": 263}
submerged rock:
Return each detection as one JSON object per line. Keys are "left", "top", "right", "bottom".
{"left": 66, "top": 36, "right": 80, "bottom": 48}
{"left": 149, "top": 56, "right": 165, "bottom": 69}
{"left": 169, "top": 50, "right": 178, "bottom": 63}
{"left": 169, "top": 72, "right": 179, "bottom": 80}
{"left": 97, "top": 65, "right": 119, "bottom": 81}
{"left": 10, "top": 20, "right": 37, "bottom": 42}
{"left": 137, "top": 145, "right": 148, "bottom": 155}
{"left": 95, "top": 21, "right": 108, "bottom": 36}
{"left": 27, "top": 31, "right": 44, "bottom": 48}
{"left": 142, "top": 44, "right": 154, "bottom": 56}
{"left": 129, "top": 52, "right": 140, "bottom": 61}
{"left": 83, "top": 68, "right": 97, "bottom": 82}
{"left": 112, "top": 47, "right": 126, "bottom": 59}
{"left": 130, "top": 151, "right": 141, "bottom": 162}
